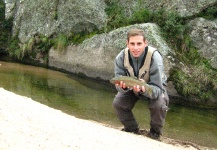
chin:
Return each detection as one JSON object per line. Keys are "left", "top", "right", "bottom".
{"left": 133, "top": 54, "right": 139, "bottom": 58}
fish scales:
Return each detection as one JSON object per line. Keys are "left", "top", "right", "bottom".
{"left": 110, "top": 76, "right": 153, "bottom": 95}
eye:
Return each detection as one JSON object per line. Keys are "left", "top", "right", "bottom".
{"left": 137, "top": 42, "right": 142, "bottom": 46}
{"left": 130, "top": 42, "right": 135, "bottom": 46}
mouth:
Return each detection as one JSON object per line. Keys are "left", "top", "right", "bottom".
{"left": 133, "top": 52, "right": 140, "bottom": 56}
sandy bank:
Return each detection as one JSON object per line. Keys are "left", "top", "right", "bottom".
{"left": 0, "top": 88, "right": 204, "bottom": 150}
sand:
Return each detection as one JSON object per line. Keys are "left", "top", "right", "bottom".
{"left": 0, "top": 88, "right": 208, "bottom": 150}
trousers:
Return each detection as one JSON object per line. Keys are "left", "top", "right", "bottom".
{"left": 113, "top": 90, "right": 169, "bottom": 134}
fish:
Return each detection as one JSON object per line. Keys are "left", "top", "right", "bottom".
{"left": 110, "top": 76, "right": 153, "bottom": 95}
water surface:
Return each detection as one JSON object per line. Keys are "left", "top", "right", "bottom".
{"left": 0, "top": 61, "right": 216, "bottom": 148}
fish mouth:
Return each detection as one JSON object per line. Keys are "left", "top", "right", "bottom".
{"left": 109, "top": 79, "right": 115, "bottom": 84}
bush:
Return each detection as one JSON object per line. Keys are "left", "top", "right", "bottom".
{"left": 105, "top": 1, "right": 128, "bottom": 30}
{"left": 0, "top": 1, "right": 12, "bottom": 50}
{"left": 197, "top": 5, "right": 217, "bottom": 20}
{"left": 129, "top": 9, "right": 151, "bottom": 24}
{"left": 54, "top": 34, "right": 68, "bottom": 53}
{"left": 169, "top": 65, "right": 216, "bottom": 101}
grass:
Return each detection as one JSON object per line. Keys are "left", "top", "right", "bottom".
{"left": 54, "top": 34, "right": 68, "bottom": 53}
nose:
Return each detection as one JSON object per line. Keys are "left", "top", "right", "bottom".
{"left": 133, "top": 44, "right": 139, "bottom": 50}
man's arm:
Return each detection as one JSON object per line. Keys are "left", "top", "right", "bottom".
{"left": 114, "top": 50, "right": 130, "bottom": 93}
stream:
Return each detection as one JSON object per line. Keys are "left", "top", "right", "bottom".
{"left": 0, "top": 61, "right": 216, "bottom": 149}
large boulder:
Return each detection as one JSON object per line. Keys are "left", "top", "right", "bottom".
{"left": 49, "top": 23, "right": 173, "bottom": 80}
{"left": 117, "top": 0, "right": 217, "bottom": 17}
{"left": 188, "top": 18, "right": 217, "bottom": 69}
{"left": 5, "top": 0, "right": 107, "bottom": 43}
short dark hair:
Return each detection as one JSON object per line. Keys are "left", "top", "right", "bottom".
{"left": 127, "top": 28, "right": 146, "bottom": 42}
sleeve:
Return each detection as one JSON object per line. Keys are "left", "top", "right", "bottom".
{"left": 114, "top": 50, "right": 130, "bottom": 93}
{"left": 114, "top": 51, "right": 126, "bottom": 78}
{"left": 140, "top": 51, "right": 164, "bottom": 99}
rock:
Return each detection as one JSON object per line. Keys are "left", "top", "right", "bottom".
{"left": 49, "top": 23, "right": 173, "bottom": 80}
{"left": 116, "top": 0, "right": 217, "bottom": 17}
{"left": 188, "top": 18, "right": 217, "bottom": 69}
{"left": 5, "top": 0, "right": 107, "bottom": 43}
{"left": 4, "top": 0, "right": 217, "bottom": 42}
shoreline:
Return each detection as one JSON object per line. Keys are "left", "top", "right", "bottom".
{"left": 0, "top": 88, "right": 213, "bottom": 150}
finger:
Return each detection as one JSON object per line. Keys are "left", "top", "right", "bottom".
{"left": 120, "top": 81, "right": 123, "bottom": 87}
{"left": 133, "top": 85, "right": 137, "bottom": 91}
{"left": 122, "top": 82, "right": 126, "bottom": 89}
{"left": 133, "top": 85, "right": 140, "bottom": 92}
{"left": 139, "top": 79, "right": 145, "bottom": 82}
{"left": 137, "top": 85, "right": 140, "bottom": 92}
{"left": 141, "top": 86, "right": 146, "bottom": 92}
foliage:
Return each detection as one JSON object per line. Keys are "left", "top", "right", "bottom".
{"left": 8, "top": 35, "right": 53, "bottom": 63}
{"left": 68, "top": 31, "right": 97, "bottom": 45}
{"left": 170, "top": 65, "right": 217, "bottom": 101}
{"left": 105, "top": 1, "right": 128, "bottom": 31}
{"left": 129, "top": 9, "right": 151, "bottom": 24}
{"left": 197, "top": 5, "right": 217, "bottom": 20}
{"left": 0, "top": 1, "right": 12, "bottom": 51}
{"left": 54, "top": 34, "right": 68, "bottom": 53}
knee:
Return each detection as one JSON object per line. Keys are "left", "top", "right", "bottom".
{"left": 113, "top": 98, "right": 121, "bottom": 109}
{"left": 149, "top": 95, "right": 169, "bottom": 110}
{"left": 149, "top": 100, "right": 163, "bottom": 109}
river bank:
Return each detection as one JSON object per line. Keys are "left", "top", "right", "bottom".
{"left": 0, "top": 88, "right": 214, "bottom": 150}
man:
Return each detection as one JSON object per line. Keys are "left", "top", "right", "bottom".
{"left": 112, "top": 28, "right": 169, "bottom": 140}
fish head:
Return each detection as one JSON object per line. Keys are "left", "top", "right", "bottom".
{"left": 110, "top": 77, "right": 120, "bottom": 85}
{"left": 109, "top": 78, "right": 115, "bottom": 84}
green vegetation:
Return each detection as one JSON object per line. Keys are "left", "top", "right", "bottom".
{"left": 8, "top": 34, "right": 53, "bottom": 64}
{"left": 0, "top": 1, "right": 12, "bottom": 52}
{"left": 54, "top": 34, "right": 68, "bottom": 53}
{"left": 7, "top": 31, "right": 97, "bottom": 62}
{"left": 68, "top": 31, "right": 97, "bottom": 45}
{"left": 170, "top": 65, "right": 216, "bottom": 101}
{"left": 197, "top": 5, "right": 217, "bottom": 20}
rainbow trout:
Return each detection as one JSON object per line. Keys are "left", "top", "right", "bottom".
{"left": 110, "top": 76, "right": 153, "bottom": 95}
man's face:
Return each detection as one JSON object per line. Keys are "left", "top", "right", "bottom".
{"left": 127, "top": 35, "right": 147, "bottom": 58}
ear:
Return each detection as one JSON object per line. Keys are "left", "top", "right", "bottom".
{"left": 144, "top": 39, "right": 148, "bottom": 45}
{"left": 126, "top": 40, "right": 129, "bottom": 47}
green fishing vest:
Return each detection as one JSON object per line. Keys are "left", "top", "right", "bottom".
{"left": 124, "top": 46, "right": 157, "bottom": 83}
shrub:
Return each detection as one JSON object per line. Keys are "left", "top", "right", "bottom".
{"left": 129, "top": 9, "right": 151, "bottom": 24}
{"left": 54, "top": 34, "right": 68, "bottom": 53}
{"left": 0, "top": 1, "right": 12, "bottom": 51}
{"left": 197, "top": 5, "right": 217, "bottom": 20}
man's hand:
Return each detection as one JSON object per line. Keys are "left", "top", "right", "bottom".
{"left": 133, "top": 79, "right": 146, "bottom": 95}
{"left": 133, "top": 85, "right": 146, "bottom": 95}
{"left": 115, "top": 81, "right": 127, "bottom": 89}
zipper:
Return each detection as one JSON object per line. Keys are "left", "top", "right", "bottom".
{"left": 136, "top": 58, "right": 139, "bottom": 78}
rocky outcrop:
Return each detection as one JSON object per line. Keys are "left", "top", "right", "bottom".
{"left": 118, "top": 0, "right": 217, "bottom": 17}
{"left": 5, "top": 0, "right": 107, "bottom": 43}
{"left": 4, "top": 0, "right": 217, "bottom": 43}
{"left": 188, "top": 18, "right": 217, "bottom": 69}
{"left": 49, "top": 23, "right": 173, "bottom": 80}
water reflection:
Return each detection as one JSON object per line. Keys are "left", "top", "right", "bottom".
{"left": 0, "top": 61, "right": 216, "bottom": 148}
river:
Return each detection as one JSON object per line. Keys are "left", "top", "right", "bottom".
{"left": 0, "top": 61, "right": 216, "bottom": 149}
